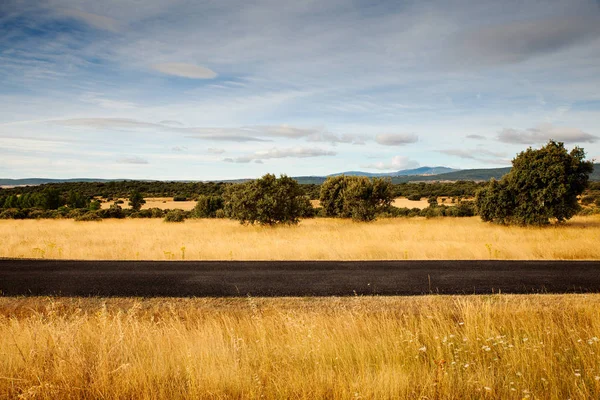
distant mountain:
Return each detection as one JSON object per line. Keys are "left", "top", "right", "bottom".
{"left": 1, "top": 164, "right": 598, "bottom": 187}
{"left": 0, "top": 178, "right": 117, "bottom": 186}
{"left": 329, "top": 166, "right": 459, "bottom": 177}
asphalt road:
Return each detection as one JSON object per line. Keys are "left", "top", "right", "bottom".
{"left": 1, "top": 259, "right": 599, "bottom": 297}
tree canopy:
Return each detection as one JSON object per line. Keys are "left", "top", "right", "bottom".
{"left": 476, "top": 140, "right": 594, "bottom": 225}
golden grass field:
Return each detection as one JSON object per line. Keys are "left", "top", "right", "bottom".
{"left": 1, "top": 295, "right": 600, "bottom": 399}
{"left": 1, "top": 215, "right": 599, "bottom": 260}
{"left": 100, "top": 198, "right": 197, "bottom": 211}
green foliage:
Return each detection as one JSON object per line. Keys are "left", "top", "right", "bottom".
{"left": 319, "top": 176, "right": 393, "bottom": 221}
{"left": 407, "top": 194, "right": 422, "bottom": 201}
{"left": 67, "top": 191, "right": 89, "bottom": 208}
{"left": 164, "top": 209, "right": 186, "bottom": 223}
{"left": 476, "top": 141, "right": 594, "bottom": 225}
{"left": 75, "top": 212, "right": 102, "bottom": 221}
{"left": 223, "top": 174, "right": 306, "bottom": 225}
{"left": 173, "top": 195, "right": 188, "bottom": 201}
{"left": 193, "top": 195, "right": 224, "bottom": 218}
{"left": 89, "top": 200, "right": 102, "bottom": 211}
{"left": 128, "top": 190, "right": 146, "bottom": 211}
{"left": 0, "top": 208, "right": 27, "bottom": 219}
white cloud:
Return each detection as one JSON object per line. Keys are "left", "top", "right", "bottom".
{"left": 224, "top": 147, "right": 336, "bottom": 163}
{"left": 438, "top": 148, "right": 509, "bottom": 165}
{"left": 497, "top": 124, "right": 598, "bottom": 144}
{"left": 61, "top": 9, "right": 120, "bottom": 32}
{"left": 151, "top": 63, "right": 217, "bottom": 79}
{"left": 116, "top": 156, "right": 149, "bottom": 164}
{"left": 362, "top": 155, "right": 419, "bottom": 170}
{"left": 375, "top": 134, "right": 419, "bottom": 146}
{"left": 207, "top": 148, "right": 225, "bottom": 154}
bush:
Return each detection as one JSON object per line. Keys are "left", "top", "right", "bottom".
{"left": 581, "top": 195, "right": 597, "bottom": 205}
{"left": 476, "top": 141, "right": 593, "bottom": 225}
{"left": 89, "top": 200, "right": 102, "bottom": 211}
{"left": 98, "top": 204, "right": 125, "bottom": 219}
{"left": 164, "top": 209, "right": 186, "bottom": 223}
{"left": 320, "top": 176, "right": 393, "bottom": 221}
{"left": 224, "top": 174, "right": 307, "bottom": 225}
{"left": 75, "top": 212, "right": 102, "bottom": 221}
{"left": 0, "top": 208, "right": 27, "bottom": 219}
{"left": 173, "top": 196, "right": 187, "bottom": 202}
{"left": 407, "top": 194, "right": 422, "bottom": 201}
{"left": 193, "top": 195, "right": 224, "bottom": 218}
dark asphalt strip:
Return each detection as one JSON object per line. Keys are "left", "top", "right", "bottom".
{"left": 0, "top": 260, "right": 599, "bottom": 297}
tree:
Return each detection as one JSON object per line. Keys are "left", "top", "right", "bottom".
{"left": 129, "top": 190, "right": 146, "bottom": 211}
{"left": 476, "top": 140, "right": 594, "bottom": 225}
{"left": 193, "top": 195, "right": 224, "bottom": 218}
{"left": 223, "top": 174, "right": 307, "bottom": 225}
{"left": 319, "top": 176, "right": 393, "bottom": 221}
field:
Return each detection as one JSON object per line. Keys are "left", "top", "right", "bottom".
{"left": 100, "top": 197, "right": 197, "bottom": 211}
{"left": 1, "top": 216, "right": 599, "bottom": 260}
{"left": 1, "top": 295, "right": 599, "bottom": 399}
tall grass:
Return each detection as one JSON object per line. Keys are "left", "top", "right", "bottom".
{"left": 1, "top": 295, "right": 599, "bottom": 399}
{"left": 1, "top": 216, "right": 599, "bottom": 260}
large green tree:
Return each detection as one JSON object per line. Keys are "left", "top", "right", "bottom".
{"left": 319, "top": 176, "right": 393, "bottom": 221}
{"left": 476, "top": 140, "right": 594, "bottom": 225}
{"left": 223, "top": 174, "right": 310, "bottom": 225}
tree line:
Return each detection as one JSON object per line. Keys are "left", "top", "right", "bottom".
{"left": 0, "top": 141, "right": 596, "bottom": 225}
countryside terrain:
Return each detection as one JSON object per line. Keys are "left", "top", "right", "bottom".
{"left": 1, "top": 145, "right": 599, "bottom": 399}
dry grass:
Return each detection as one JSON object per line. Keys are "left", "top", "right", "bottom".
{"left": 1, "top": 216, "right": 599, "bottom": 260}
{"left": 1, "top": 295, "right": 599, "bottom": 399}
{"left": 100, "top": 198, "right": 197, "bottom": 211}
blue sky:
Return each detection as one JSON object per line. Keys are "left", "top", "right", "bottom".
{"left": 1, "top": 0, "right": 599, "bottom": 180}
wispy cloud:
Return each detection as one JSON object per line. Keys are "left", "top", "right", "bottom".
{"left": 497, "top": 124, "right": 598, "bottom": 144}
{"left": 466, "top": 134, "right": 486, "bottom": 140}
{"left": 453, "top": 15, "right": 600, "bottom": 66}
{"left": 116, "top": 156, "right": 149, "bottom": 164}
{"left": 151, "top": 63, "right": 217, "bottom": 79}
{"left": 223, "top": 147, "right": 336, "bottom": 163}
{"left": 207, "top": 148, "right": 225, "bottom": 154}
{"left": 375, "top": 134, "right": 418, "bottom": 146}
{"left": 438, "top": 148, "right": 509, "bottom": 165}
{"left": 61, "top": 9, "right": 121, "bottom": 32}
{"left": 362, "top": 155, "right": 419, "bottom": 170}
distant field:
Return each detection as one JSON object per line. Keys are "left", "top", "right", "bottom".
{"left": 100, "top": 197, "right": 197, "bottom": 211}
{"left": 1, "top": 216, "right": 599, "bottom": 260}
{"left": 1, "top": 294, "right": 599, "bottom": 399}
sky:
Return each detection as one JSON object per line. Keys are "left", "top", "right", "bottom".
{"left": 1, "top": 0, "right": 600, "bottom": 180}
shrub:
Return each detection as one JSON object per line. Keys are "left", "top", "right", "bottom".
{"left": 407, "top": 194, "right": 422, "bottom": 201}
{"left": 173, "top": 196, "right": 187, "bottom": 202}
{"left": 224, "top": 174, "right": 307, "bottom": 225}
{"left": 151, "top": 208, "right": 165, "bottom": 218}
{"left": 75, "top": 212, "right": 102, "bottom": 221}
{"left": 0, "top": 208, "right": 27, "bottom": 219}
{"left": 164, "top": 209, "right": 186, "bottom": 223}
{"left": 98, "top": 204, "right": 125, "bottom": 219}
{"left": 193, "top": 195, "right": 224, "bottom": 218}
{"left": 89, "top": 200, "right": 102, "bottom": 211}
{"left": 581, "top": 195, "right": 597, "bottom": 206}
{"left": 476, "top": 141, "right": 593, "bottom": 225}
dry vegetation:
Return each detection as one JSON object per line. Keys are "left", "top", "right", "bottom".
{"left": 1, "top": 295, "right": 599, "bottom": 399}
{"left": 100, "top": 198, "right": 197, "bottom": 211}
{"left": 1, "top": 216, "right": 599, "bottom": 260}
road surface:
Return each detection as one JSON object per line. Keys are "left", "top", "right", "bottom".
{"left": 1, "top": 259, "right": 599, "bottom": 296}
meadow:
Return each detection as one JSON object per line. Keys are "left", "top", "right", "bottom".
{"left": 1, "top": 294, "right": 599, "bottom": 399}
{"left": 1, "top": 215, "right": 599, "bottom": 260}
